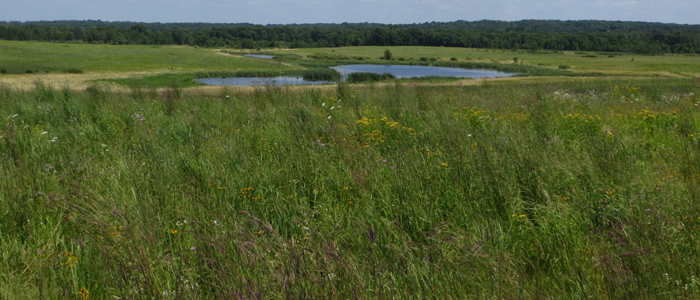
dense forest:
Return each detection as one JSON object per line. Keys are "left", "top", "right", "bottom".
{"left": 0, "top": 20, "right": 698, "bottom": 54}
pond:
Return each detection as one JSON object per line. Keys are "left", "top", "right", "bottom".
{"left": 194, "top": 76, "right": 331, "bottom": 86}
{"left": 244, "top": 54, "right": 275, "bottom": 59}
{"left": 331, "top": 64, "right": 516, "bottom": 79}
{"left": 194, "top": 65, "right": 517, "bottom": 86}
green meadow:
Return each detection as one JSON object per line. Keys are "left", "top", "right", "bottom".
{"left": 1, "top": 41, "right": 700, "bottom": 299}
{"left": 0, "top": 41, "right": 296, "bottom": 74}
{"left": 287, "top": 46, "right": 700, "bottom": 76}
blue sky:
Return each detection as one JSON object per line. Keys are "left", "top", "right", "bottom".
{"left": 1, "top": 0, "right": 698, "bottom": 25}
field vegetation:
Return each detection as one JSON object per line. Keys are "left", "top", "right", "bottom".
{"left": 0, "top": 41, "right": 296, "bottom": 75}
{"left": 291, "top": 46, "right": 700, "bottom": 77}
{"left": 1, "top": 75, "right": 700, "bottom": 298}
{"left": 3, "top": 41, "right": 699, "bottom": 91}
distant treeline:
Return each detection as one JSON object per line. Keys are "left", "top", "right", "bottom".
{"left": 0, "top": 20, "right": 699, "bottom": 54}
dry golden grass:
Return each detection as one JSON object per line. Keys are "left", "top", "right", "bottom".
{"left": 0, "top": 71, "right": 171, "bottom": 91}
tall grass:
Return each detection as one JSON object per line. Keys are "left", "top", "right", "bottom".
{"left": 300, "top": 68, "right": 341, "bottom": 81}
{"left": 1, "top": 79, "right": 699, "bottom": 299}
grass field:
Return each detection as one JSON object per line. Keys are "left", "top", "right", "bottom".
{"left": 0, "top": 41, "right": 297, "bottom": 74}
{"left": 2, "top": 75, "right": 700, "bottom": 298}
{"left": 2, "top": 41, "right": 700, "bottom": 90}
{"left": 2, "top": 41, "right": 700, "bottom": 298}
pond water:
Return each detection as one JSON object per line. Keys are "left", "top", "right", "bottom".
{"left": 244, "top": 54, "right": 275, "bottom": 59}
{"left": 194, "top": 64, "right": 517, "bottom": 86}
{"left": 194, "top": 76, "right": 331, "bottom": 86}
{"left": 331, "top": 64, "right": 516, "bottom": 79}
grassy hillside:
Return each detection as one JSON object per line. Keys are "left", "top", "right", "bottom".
{"left": 0, "top": 41, "right": 296, "bottom": 74}
{"left": 1, "top": 78, "right": 700, "bottom": 298}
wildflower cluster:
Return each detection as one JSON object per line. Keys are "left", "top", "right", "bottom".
{"left": 660, "top": 92, "right": 694, "bottom": 104}
{"left": 32, "top": 124, "right": 58, "bottom": 143}
{"left": 612, "top": 85, "right": 643, "bottom": 103}
{"left": 556, "top": 113, "right": 602, "bottom": 138}
{"left": 131, "top": 113, "right": 146, "bottom": 126}
{"left": 317, "top": 97, "right": 341, "bottom": 119}
{"left": 415, "top": 147, "right": 442, "bottom": 157}
{"left": 110, "top": 225, "right": 123, "bottom": 236}
{"left": 454, "top": 107, "right": 528, "bottom": 128}
{"left": 625, "top": 108, "right": 680, "bottom": 133}
{"left": 63, "top": 251, "right": 78, "bottom": 268}
{"left": 355, "top": 116, "right": 417, "bottom": 148}
{"left": 239, "top": 187, "right": 254, "bottom": 198}
{"left": 454, "top": 108, "right": 492, "bottom": 126}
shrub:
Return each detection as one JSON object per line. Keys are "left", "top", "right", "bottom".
{"left": 0, "top": 69, "right": 6, "bottom": 74}
{"left": 68, "top": 68, "right": 84, "bottom": 74}
{"left": 558, "top": 65, "right": 570, "bottom": 69}
{"left": 420, "top": 57, "right": 428, "bottom": 61}
{"left": 450, "top": 57, "right": 458, "bottom": 61}
{"left": 301, "top": 68, "right": 340, "bottom": 81}
{"left": 429, "top": 58, "right": 438, "bottom": 62}
{"left": 384, "top": 49, "right": 393, "bottom": 60}
{"left": 347, "top": 72, "right": 395, "bottom": 83}
{"left": 25, "top": 70, "right": 34, "bottom": 74}
{"left": 398, "top": 57, "right": 405, "bottom": 61}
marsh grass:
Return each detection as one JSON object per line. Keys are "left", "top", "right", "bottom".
{"left": 347, "top": 72, "right": 396, "bottom": 82}
{"left": 1, "top": 78, "right": 700, "bottom": 298}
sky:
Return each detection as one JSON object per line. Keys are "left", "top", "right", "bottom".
{"left": 1, "top": 0, "right": 698, "bottom": 25}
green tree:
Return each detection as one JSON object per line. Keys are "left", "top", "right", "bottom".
{"left": 384, "top": 49, "right": 393, "bottom": 60}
